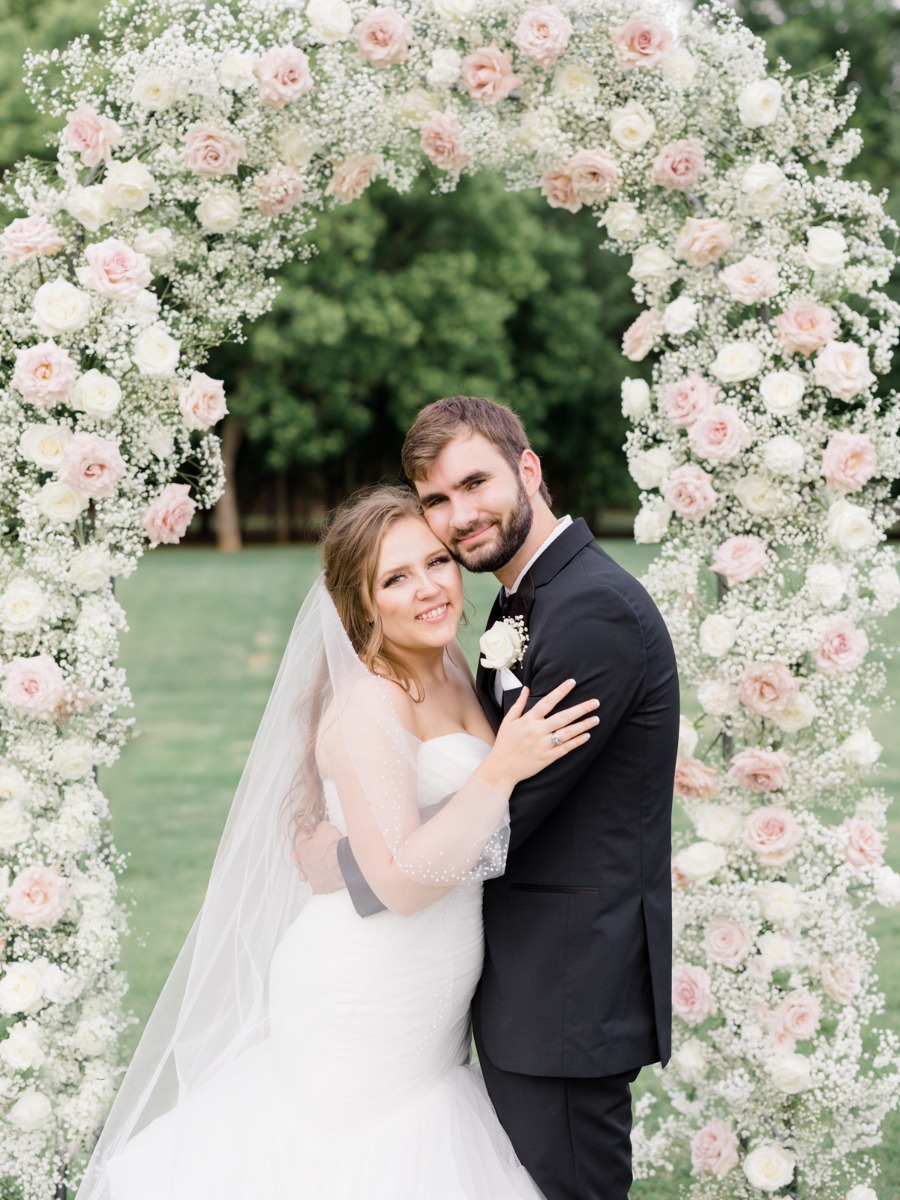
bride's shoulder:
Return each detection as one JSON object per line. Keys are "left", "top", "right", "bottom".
{"left": 319, "top": 672, "right": 418, "bottom": 762}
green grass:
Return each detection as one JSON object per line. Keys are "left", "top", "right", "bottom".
{"left": 105, "top": 543, "right": 900, "bottom": 1194}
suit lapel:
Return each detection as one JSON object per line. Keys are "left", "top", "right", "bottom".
{"left": 475, "top": 590, "right": 504, "bottom": 733}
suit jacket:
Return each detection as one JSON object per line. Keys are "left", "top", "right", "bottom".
{"left": 338, "top": 519, "right": 679, "bottom": 1079}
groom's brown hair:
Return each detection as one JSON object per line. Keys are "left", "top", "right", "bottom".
{"left": 401, "top": 396, "right": 552, "bottom": 504}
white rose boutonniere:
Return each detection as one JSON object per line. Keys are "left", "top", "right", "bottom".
{"left": 479, "top": 616, "right": 529, "bottom": 670}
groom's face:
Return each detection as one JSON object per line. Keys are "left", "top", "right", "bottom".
{"left": 414, "top": 433, "right": 533, "bottom": 573}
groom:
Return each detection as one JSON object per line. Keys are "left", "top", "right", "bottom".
{"left": 299, "top": 396, "right": 679, "bottom": 1200}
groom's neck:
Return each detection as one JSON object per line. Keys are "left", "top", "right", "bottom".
{"left": 495, "top": 501, "right": 561, "bottom": 589}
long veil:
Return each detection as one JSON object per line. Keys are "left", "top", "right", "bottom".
{"left": 76, "top": 575, "right": 510, "bottom": 1197}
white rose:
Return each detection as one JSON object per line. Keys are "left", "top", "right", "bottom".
{"left": 71, "top": 369, "right": 122, "bottom": 420}
{"left": 633, "top": 500, "right": 671, "bottom": 544}
{"left": 846, "top": 1188, "right": 878, "bottom": 1200}
{"left": 275, "top": 125, "right": 319, "bottom": 168}
{"left": 678, "top": 717, "right": 698, "bottom": 759}
{"left": 609, "top": 101, "right": 656, "bottom": 152}
{"left": 873, "top": 866, "right": 900, "bottom": 908}
{"left": 218, "top": 52, "right": 257, "bottom": 91}
{"left": 621, "top": 377, "right": 651, "bottom": 421}
{"left": 0, "top": 1022, "right": 44, "bottom": 1070}
{"left": 672, "top": 1036, "right": 708, "bottom": 1083}
{"left": 806, "top": 226, "right": 847, "bottom": 274}
{"left": 306, "top": 0, "right": 353, "bottom": 42}
{"left": 51, "top": 738, "right": 95, "bottom": 780}
{"left": 699, "top": 614, "right": 737, "bottom": 658}
{"left": 734, "top": 475, "right": 782, "bottom": 516}
{"left": 738, "top": 78, "right": 783, "bottom": 129}
{"left": 763, "top": 435, "right": 805, "bottom": 476}
{"left": 773, "top": 689, "right": 817, "bottom": 732}
{"left": 629, "top": 244, "right": 675, "bottom": 283}
{"left": 66, "top": 185, "right": 114, "bottom": 232}
{"left": 0, "top": 963, "right": 45, "bottom": 1015}
{"left": 479, "top": 620, "right": 525, "bottom": 670}
{"left": 68, "top": 545, "right": 113, "bottom": 592}
{"left": 662, "top": 47, "right": 698, "bottom": 90}
{"left": 743, "top": 1143, "right": 795, "bottom": 1192}
{"left": 674, "top": 841, "right": 727, "bottom": 884}
{"left": 196, "top": 189, "right": 243, "bottom": 234}
{"left": 711, "top": 341, "right": 764, "bottom": 384}
{"left": 551, "top": 63, "right": 599, "bottom": 100}
{"left": 396, "top": 87, "right": 438, "bottom": 124}
{"left": 805, "top": 563, "right": 845, "bottom": 607}
{"left": 38, "top": 481, "right": 88, "bottom": 523}
{"left": 694, "top": 804, "right": 743, "bottom": 845}
{"left": 662, "top": 295, "right": 698, "bottom": 336}
{"left": 19, "top": 423, "right": 71, "bottom": 469}
{"left": 827, "top": 499, "right": 877, "bottom": 553}
{"left": 697, "top": 680, "right": 739, "bottom": 717}
{"left": 759, "top": 370, "right": 804, "bottom": 416}
{"left": 33, "top": 278, "right": 91, "bottom": 336}
{"left": 868, "top": 563, "right": 900, "bottom": 615}
{"left": 629, "top": 447, "right": 673, "bottom": 491}
{"left": 741, "top": 161, "right": 786, "bottom": 216}
{"left": 768, "top": 1052, "right": 811, "bottom": 1094}
{"left": 0, "top": 764, "right": 28, "bottom": 803}
{"left": 0, "top": 799, "right": 28, "bottom": 849}
{"left": 758, "top": 931, "right": 794, "bottom": 971}
{"left": 131, "top": 71, "right": 177, "bottom": 110}
{"left": 133, "top": 325, "right": 180, "bottom": 376}
{"left": 841, "top": 727, "right": 882, "bottom": 768}
{"left": 8, "top": 1087, "right": 52, "bottom": 1132}
{"left": 0, "top": 577, "right": 46, "bottom": 634}
{"left": 426, "top": 48, "right": 462, "bottom": 87}
{"left": 133, "top": 226, "right": 174, "bottom": 260}
{"left": 760, "top": 881, "right": 800, "bottom": 925}
{"left": 433, "top": 0, "right": 477, "bottom": 25}
{"left": 602, "top": 201, "right": 643, "bottom": 242}
{"left": 103, "top": 157, "right": 157, "bottom": 211}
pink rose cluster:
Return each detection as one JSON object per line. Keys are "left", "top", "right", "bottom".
{"left": 728, "top": 749, "right": 791, "bottom": 793}
{"left": 822, "top": 431, "right": 876, "bottom": 493}
{"left": 672, "top": 963, "right": 716, "bottom": 1026}
{"left": 703, "top": 919, "right": 752, "bottom": 969}
{"left": 711, "top": 535, "right": 767, "bottom": 586}
{"left": 420, "top": 112, "right": 471, "bottom": 173}
{"left": 512, "top": 4, "right": 574, "bottom": 68}
{"left": 721, "top": 255, "right": 780, "bottom": 304}
{"left": 767, "top": 989, "right": 821, "bottom": 1048}
{"left": 663, "top": 464, "right": 717, "bottom": 521}
{"left": 462, "top": 44, "right": 521, "bottom": 104}
{"left": 145, "top": 482, "right": 197, "bottom": 547}
{"left": 690, "top": 1120, "right": 739, "bottom": 1178}
{"left": 814, "top": 340, "right": 876, "bottom": 401}
{"left": 622, "top": 309, "right": 662, "bottom": 362}
{"left": 775, "top": 300, "right": 837, "bottom": 356}
{"left": 612, "top": 15, "right": 672, "bottom": 69}
{"left": 687, "top": 403, "right": 751, "bottom": 464}
{"left": 2, "top": 654, "right": 66, "bottom": 718}
{"left": 12, "top": 342, "right": 79, "bottom": 408}
{"left": 541, "top": 150, "right": 621, "bottom": 214}
{"left": 661, "top": 373, "right": 719, "bottom": 428}
{"left": 326, "top": 155, "right": 381, "bottom": 205}
{"left": 179, "top": 372, "right": 228, "bottom": 431}
{"left": 737, "top": 661, "right": 798, "bottom": 718}
{"left": 814, "top": 617, "right": 868, "bottom": 676}
{"left": 184, "top": 124, "right": 244, "bottom": 177}
{"left": 254, "top": 164, "right": 305, "bottom": 216}
{"left": 59, "top": 433, "right": 127, "bottom": 500}
{"left": 256, "top": 45, "right": 314, "bottom": 104}
{"left": 651, "top": 140, "right": 705, "bottom": 192}
{"left": 675, "top": 217, "right": 733, "bottom": 266}
{"left": 6, "top": 865, "right": 70, "bottom": 929}
{"left": 744, "top": 806, "right": 801, "bottom": 866}
{"left": 63, "top": 106, "right": 121, "bottom": 166}
{"left": 76, "top": 237, "right": 152, "bottom": 300}
{"left": 0, "top": 216, "right": 63, "bottom": 263}
{"left": 821, "top": 953, "right": 862, "bottom": 1005}
{"left": 355, "top": 7, "right": 413, "bottom": 67}
{"left": 674, "top": 756, "right": 717, "bottom": 801}
{"left": 841, "top": 818, "right": 884, "bottom": 869}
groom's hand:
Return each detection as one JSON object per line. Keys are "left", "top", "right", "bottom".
{"left": 292, "top": 821, "right": 346, "bottom": 893}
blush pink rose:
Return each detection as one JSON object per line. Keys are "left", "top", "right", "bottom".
{"left": 184, "top": 124, "right": 244, "bottom": 177}
{"left": 254, "top": 164, "right": 305, "bottom": 216}
{"left": 540, "top": 169, "right": 580, "bottom": 213}
{"left": 651, "top": 140, "right": 705, "bottom": 191}
{"left": 12, "top": 342, "right": 79, "bottom": 408}
{"left": 0, "top": 216, "right": 63, "bottom": 263}
{"left": 6, "top": 866, "right": 70, "bottom": 929}
{"left": 461, "top": 44, "right": 521, "bottom": 104}
{"left": 690, "top": 1120, "right": 739, "bottom": 1177}
{"left": 814, "top": 617, "right": 868, "bottom": 675}
{"left": 256, "top": 45, "right": 314, "bottom": 105}
{"left": 663, "top": 465, "right": 717, "bottom": 521}
{"left": 711, "top": 535, "right": 767, "bottom": 586}
{"left": 744, "top": 806, "right": 801, "bottom": 866}
{"left": 813, "top": 340, "right": 876, "bottom": 401}
{"left": 674, "top": 756, "right": 718, "bottom": 801}
{"left": 675, "top": 217, "right": 733, "bottom": 266}
{"left": 179, "top": 371, "right": 228, "bottom": 431}
{"left": 821, "top": 953, "right": 862, "bottom": 1004}
{"left": 774, "top": 301, "right": 838, "bottom": 356}
{"left": 720, "top": 255, "right": 780, "bottom": 304}
{"left": 613, "top": 15, "right": 673, "bottom": 68}
{"left": 772, "top": 989, "right": 821, "bottom": 1042}
{"left": 355, "top": 7, "right": 413, "bottom": 67}
{"left": 326, "top": 155, "right": 380, "bottom": 204}
{"left": 728, "top": 749, "right": 791, "bottom": 792}
{"left": 76, "top": 237, "right": 153, "bottom": 300}
{"left": 145, "top": 483, "right": 197, "bottom": 547}
{"left": 687, "top": 404, "right": 751, "bottom": 464}
{"left": 421, "top": 112, "right": 471, "bottom": 172}
{"left": 672, "top": 963, "right": 716, "bottom": 1026}
{"left": 2, "top": 655, "right": 66, "bottom": 717}
{"left": 568, "top": 148, "right": 621, "bottom": 206}
{"left": 63, "top": 106, "right": 121, "bottom": 167}
{"left": 841, "top": 817, "right": 884, "bottom": 869}
{"left": 662, "top": 374, "right": 719, "bottom": 428}
{"left": 736, "top": 662, "right": 799, "bottom": 717}
{"left": 622, "top": 308, "right": 662, "bottom": 362}
{"left": 703, "top": 919, "right": 752, "bottom": 970}
{"left": 822, "top": 431, "right": 877, "bottom": 493}
{"left": 513, "top": 4, "right": 574, "bottom": 68}
{"left": 58, "top": 432, "right": 127, "bottom": 500}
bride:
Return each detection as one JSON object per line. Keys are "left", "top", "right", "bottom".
{"left": 77, "top": 485, "right": 599, "bottom": 1200}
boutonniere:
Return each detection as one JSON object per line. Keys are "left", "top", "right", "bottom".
{"left": 479, "top": 616, "right": 529, "bottom": 671}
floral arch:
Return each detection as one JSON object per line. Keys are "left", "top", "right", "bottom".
{"left": 0, "top": 0, "right": 898, "bottom": 1196}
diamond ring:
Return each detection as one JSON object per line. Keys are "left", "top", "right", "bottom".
{"left": 550, "top": 733, "right": 561, "bottom": 747}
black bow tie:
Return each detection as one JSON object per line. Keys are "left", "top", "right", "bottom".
{"left": 498, "top": 572, "right": 534, "bottom": 622}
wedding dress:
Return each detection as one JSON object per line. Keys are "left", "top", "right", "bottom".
{"left": 103, "top": 730, "right": 541, "bottom": 1199}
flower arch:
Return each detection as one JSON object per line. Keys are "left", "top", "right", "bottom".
{"left": 0, "top": 0, "right": 898, "bottom": 1196}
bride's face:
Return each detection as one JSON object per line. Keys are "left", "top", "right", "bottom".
{"left": 371, "top": 516, "right": 463, "bottom": 655}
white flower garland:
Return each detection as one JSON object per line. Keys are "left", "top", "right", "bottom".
{"left": 0, "top": 1, "right": 897, "bottom": 1196}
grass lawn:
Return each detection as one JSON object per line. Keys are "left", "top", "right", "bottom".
{"left": 106, "top": 542, "right": 900, "bottom": 1194}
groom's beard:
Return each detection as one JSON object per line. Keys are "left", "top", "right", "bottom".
{"left": 447, "top": 482, "right": 533, "bottom": 574}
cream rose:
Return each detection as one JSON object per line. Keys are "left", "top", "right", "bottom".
{"left": 741, "top": 161, "right": 786, "bottom": 216}
{"left": 33, "top": 278, "right": 91, "bottom": 336}
{"left": 629, "top": 243, "right": 676, "bottom": 283}
{"left": 633, "top": 499, "right": 671, "bottom": 544}
{"left": 694, "top": 804, "right": 743, "bottom": 845}
{"left": 196, "top": 189, "right": 243, "bottom": 234}
{"left": 8, "top": 1088, "right": 52, "bottom": 1132}
{"left": 678, "top": 717, "right": 698, "bottom": 759}
{"left": 698, "top": 615, "right": 737, "bottom": 658}
{"left": 814, "top": 341, "right": 876, "bottom": 401}
{"left": 0, "top": 963, "right": 45, "bottom": 1015}
{"left": 734, "top": 475, "right": 784, "bottom": 517}
{"left": 38, "top": 481, "right": 88, "bottom": 523}
{"left": 672, "top": 1036, "right": 707, "bottom": 1084}
{"left": 841, "top": 727, "right": 882, "bottom": 768}
{"left": 50, "top": 737, "right": 96, "bottom": 780}
{"left": 71, "top": 370, "right": 122, "bottom": 420}
{"left": 68, "top": 545, "right": 113, "bottom": 592}
{"left": 131, "top": 70, "right": 177, "bottom": 110}
{"left": 133, "top": 325, "right": 180, "bottom": 376}
{"left": 0, "top": 798, "right": 28, "bottom": 849}
{"left": 737, "top": 78, "right": 783, "bottom": 128}
{"left": 326, "top": 155, "right": 381, "bottom": 204}
{"left": 710, "top": 341, "right": 764, "bottom": 384}
{"left": 772, "top": 689, "right": 818, "bottom": 733}
{"left": 675, "top": 217, "right": 733, "bottom": 266}
{"left": 827, "top": 499, "right": 877, "bottom": 553}
{"left": 768, "top": 1052, "right": 812, "bottom": 1094}
{"left": 479, "top": 620, "right": 526, "bottom": 670}
{"left": 763, "top": 435, "right": 805, "bottom": 477}
{"left": 759, "top": 370, "right": 805, "bottom": 416}
{"left": 603, "top": 201, "right": 644, "bottom": 241}
{"left": 103, "top": 157, "right": 157, "bottom": 211}
{"left": 0, "top": 1022, "right": 44, "bottom": 1070}
{"left": 609, "top": 101, "right": 656, "bottom": 152}
{"left": 662, "top": 296, "right": 698, "bottom": 336}
{"left": 0, "top": 577, "right": 47, "bottom": 634}
{"left": 621, "top": 378, "right": 651, "bottom": 420}
{"left": 552, "top": 63, "right": 600, "bottom": 99}
{"left": 629, "top": 446, "right": 674, "bottom": 491}
{"left": 760, "top": 881, "right": 800, "bottom": 925}
{"left": 307, "top": 0, "right": 353, "bottom": 43}
{"left": 673, "top": 841, "right": 727, "bottom": 885}
{"left": 66, "top": 185, "right": 113, "bottom": 233}
{"left": 806, "top": 225, "right": 847, "bottom": 273}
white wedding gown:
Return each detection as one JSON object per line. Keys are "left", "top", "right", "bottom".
{"left": 106, "top": 732, "right": 541, "bottom": 1199}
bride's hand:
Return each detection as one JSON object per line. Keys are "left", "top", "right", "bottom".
{"left": 478, "top": 680, "right": 599, "bottom": 790}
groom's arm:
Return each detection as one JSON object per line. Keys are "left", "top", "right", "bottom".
{"left": 337, "top": 837, "right": 387, "bottom": 917}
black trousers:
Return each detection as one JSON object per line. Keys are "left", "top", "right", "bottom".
{"left": 476, "top": 1041, "right": 641, "bottom": 1200}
